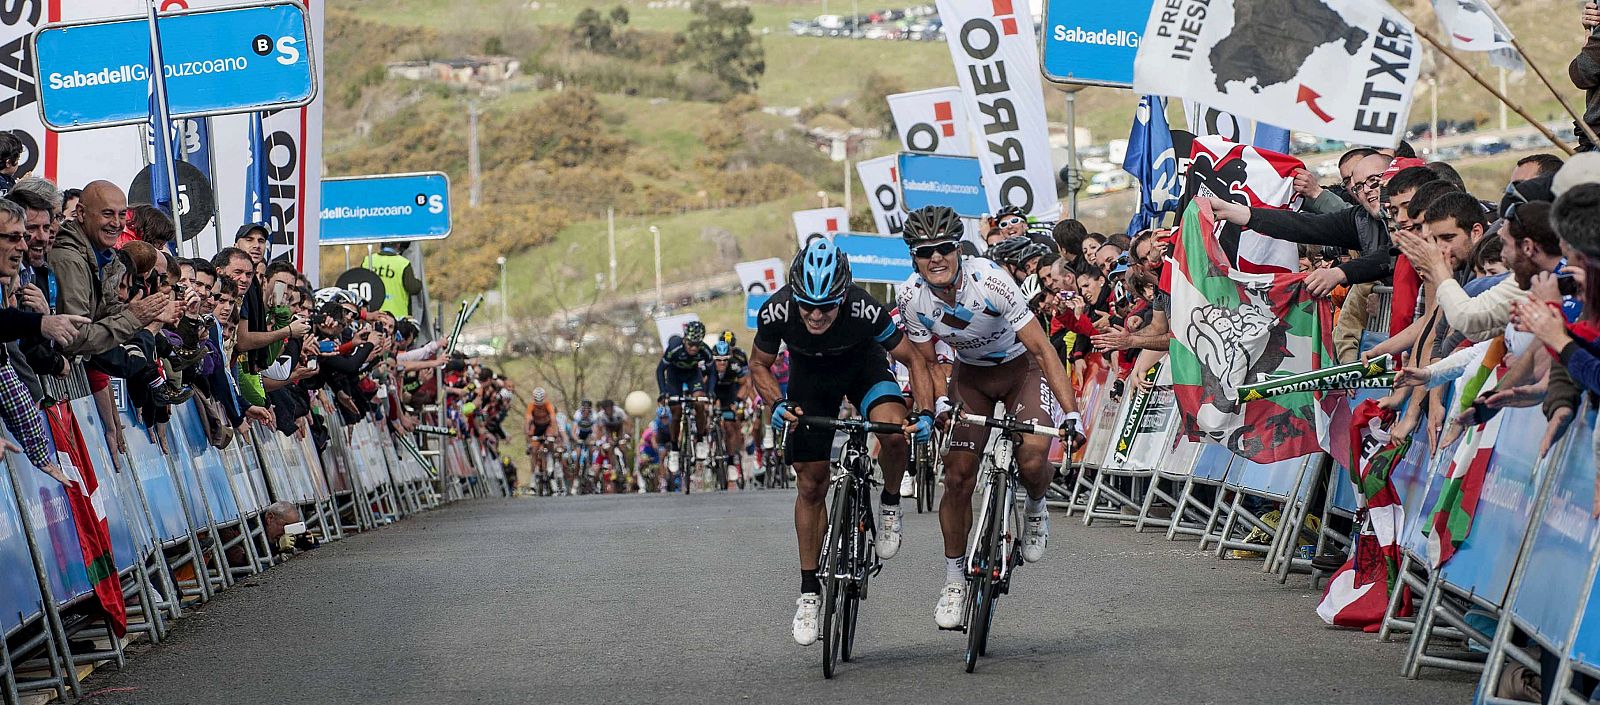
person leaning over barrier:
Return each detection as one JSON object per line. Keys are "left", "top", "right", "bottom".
{"left": 0, "top": 197, "right": 83, "bottom": 484}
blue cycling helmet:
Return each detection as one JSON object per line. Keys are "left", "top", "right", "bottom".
{"left": 712, "top": 340, "right": 732, "bottom": 358}
{"left": 789, "top": 237, "right": 852, "bottom": 306}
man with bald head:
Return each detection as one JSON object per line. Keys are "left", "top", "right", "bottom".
{"left": 1205, "top": 153, "right": 1397, "bottom": 297}
{"left": 46, "top": 180, "right": 173, "bottom": 355}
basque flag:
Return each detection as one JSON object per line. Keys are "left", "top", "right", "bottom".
{"left": 1123, "top": 95, "right": 1179, "bottom": 235}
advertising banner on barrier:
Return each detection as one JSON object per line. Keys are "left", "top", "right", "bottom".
{"left": 0, "top": 453, "right": 43, "bottom": 635}
{"left": 1040, "top": 0, "right": 1150, "bottom": 87}
{"left": 935, "top": 0, "right": 1061, "bottom": 220}
{"left": 1436, "top": 405, "right": 1545, "bottom": 605}
{"left": 792, "top": 207, "right": 848, "bottom": 247}
{"left": 898, "top": 153, "right": 989, "bottom": 218}
{"left": 856, "top": 156, "right": 905, "bottom": 238}
{"left": 1508, "top": 405, "right": 1599, "bottom": 644}
{"left": 32, "top": 2, "right": 316, "bottom": 130}
{"left": 654, "top": 313, "right": 700, "bottom": 349}
{"left": 734, "top": 257, "right": 785, "bottom": 295}
{"left": 320, "top": 172, "right": 451, "bottom": 245}
{"left": 886, "top": 86, "right": 973, "bottom": 156}
{"left": 1132, "top": 0, "right": 1420, "bottom": 148}
{"left": 833, "top": 233, "right": 914, "bottom": 284}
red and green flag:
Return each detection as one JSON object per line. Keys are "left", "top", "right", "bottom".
{"left": 44, "top": 404, "right": 127, "bottom": 636}
{"left": 1422, "top": 336, "right": 1507, "bottom": 568}
{"left": 1166, "top": 200, "right": 1336, "bottom": 463}
{"left": 1317, "top": 399, "right": 1412, "bottom": 631}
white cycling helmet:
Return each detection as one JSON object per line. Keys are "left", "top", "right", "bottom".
{"left": 532, "top": 387, "right": 547, "bottom": 404}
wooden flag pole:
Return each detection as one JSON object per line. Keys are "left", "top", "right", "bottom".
{"left": 1508, "top": 36, "right": 1600, "bottom": 148}
{"left": 1414, "top": 25, "right": 1574, "bottom": 155}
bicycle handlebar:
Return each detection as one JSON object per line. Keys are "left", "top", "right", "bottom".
{"left": 958, "top": 412, "right": 1061, "bottom": 438}
{"left": 666, "top": 394, "right": 713, "bottom": 405}
{"left": 797, "top": 415, "right": 904, "bottom": 436}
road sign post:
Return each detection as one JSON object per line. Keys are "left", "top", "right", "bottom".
{"left": 33, "top": 1, "right": 317, "bottom": 130}
{"left": 319, "top": 172, "right": 452, "bottom": 245}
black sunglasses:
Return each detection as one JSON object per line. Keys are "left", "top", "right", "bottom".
{"left": 796, "top": 300, "right": 840, "bottom": 313}
{"left": 911, "top": 241, "right": 960, "bottom": 259}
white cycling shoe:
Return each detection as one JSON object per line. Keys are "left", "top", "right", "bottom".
{"left": 1022, "top": 511, "right": 1049, "bottom": 563}
{"left": 935, "top": 582, "right": 967, "bottom": 629}
{"left": 876, "top": 505, "right": 903, "bottom": 559}
{"left": 793, "top": 593, "right": 821, "bottom": 645}
{"left": 899, "top": 471, "right": 916, "bottom": 498}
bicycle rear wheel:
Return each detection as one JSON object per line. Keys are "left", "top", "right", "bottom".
{"left": 820, "top": 476, "right": 852, "bottom": 679}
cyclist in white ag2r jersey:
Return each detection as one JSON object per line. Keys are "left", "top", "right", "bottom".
{"left": 895, "top": 205, "right": 1085, "bottom": 631}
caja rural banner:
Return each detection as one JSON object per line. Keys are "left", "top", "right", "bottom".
{"left": 792, "top": 207, "right": 848, "bottom": 248}
{"left": 934, "top": 0, "right": 1061, "bottom": 221}
{"left": 856, "top": 155, "right": 905, "bottom": 238}
{"left": 1133, "top": 0, "right": 1420, "bottom": 148}
{"left": 886, "top": 86, "right": 974, "bottom": 156}
{"left": 0, "top": 0, "right": 325, "bottom": 280}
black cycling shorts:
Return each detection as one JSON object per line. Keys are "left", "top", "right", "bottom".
{"left": 661, "top": 367, "right": 706, "bottom": 397}
{"left": 713, "top": 383, "right": 740, "bottom": 411}
{"left": 785, "top": 353, "right": 904, "bottom": 464}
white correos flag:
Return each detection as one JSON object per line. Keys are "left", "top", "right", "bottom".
{"left": 886, "top": 87, "right": 974, "bottom": 156}
{"left": 934, "top": 0, "right": 1061, "bottom": 220}
{"left": 1134, "top": 0, "right": 1421, "bottom": 148}
{"left": 734, "top": 258, "right": 786, "bottom": 295}
{"left": 792, "top": 207, "right": 849, "bottom": 248}
{"left": 1432, "top": 0, "right": 1522, "bottom": 71}
{"left": 856, "top": 156, "right": 905, "bottom": 238}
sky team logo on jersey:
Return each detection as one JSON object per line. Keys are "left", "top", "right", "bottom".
{"left": 852, "top": 299, "right": 883, "bottom": 322}
{"left": 759, "top": 299, "right": 789, "bottom": 325}
{"left": 991, "top": 0, "right": 1019, "bottom": 36}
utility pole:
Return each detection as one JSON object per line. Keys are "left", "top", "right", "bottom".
{"left": 1498, "top": 67, "right": 1508, "bottom": 132}
{"left": 1430, "top": 76, "right": 1439, "bottom": 156}
{"left": 497, "top": 256, "right": 508, "bottom": 328}
{"left": 607, "top": 207, "right": 617, "bottom": 291}
{"left": 843, "top": 160, "right": 852, "bottom": 225}
{"left": 650, "top": 225, "right": 662, "bottom": 310}
{"left": 468, "top": 102, "right": 481, "bottom": 207}
{"left": 1063, "top": 86, "right": 1085, "bottom": 219}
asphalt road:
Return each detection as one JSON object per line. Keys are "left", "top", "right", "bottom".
{"left": 79, "top": 490, "right": 1473, "bottom": 705}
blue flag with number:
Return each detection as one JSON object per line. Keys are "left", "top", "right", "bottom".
{"left": 1123, "top": 95, "right": 1179, "bottom": 235}
{"left": 145, "top": 30, "right": 173, "bottom": 217}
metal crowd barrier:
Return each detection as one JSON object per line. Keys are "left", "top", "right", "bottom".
{"left": 0, "top": 367, "right": 508, "bottom": 703}
{"left": 1052, "top": 342, "right": 1600, "bottom": 703}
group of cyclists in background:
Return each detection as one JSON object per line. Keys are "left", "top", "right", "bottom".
{"left": 519, "top": 204, "right": 1087, "bottom": 669}
{"left": 521, "top": 325, "right": 792, "bottom": 496}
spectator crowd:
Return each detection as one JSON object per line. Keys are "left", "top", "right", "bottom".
{"left": 0, "top": 167, "right": 527, "bottom": 516}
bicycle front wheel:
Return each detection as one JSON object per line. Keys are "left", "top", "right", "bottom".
{"left": 821, "top": 475, "right": 853, "bottom": 678}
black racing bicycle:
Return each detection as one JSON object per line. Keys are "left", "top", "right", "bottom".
{"left": 954, "top": 410, "right": 1065, "bottom": 673}
{"left": 666, "top": 390, "right": 709, "bottom": 495}
{"left": 793, "top": 415, "right": 899, "bottom": 679}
